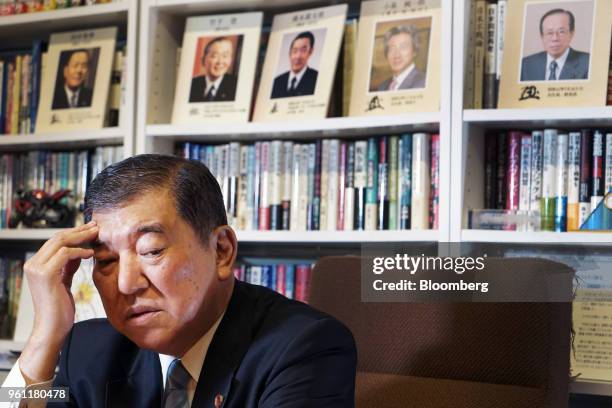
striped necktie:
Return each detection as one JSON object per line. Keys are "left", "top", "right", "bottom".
{"left": 163, "top": 359, "right": 191, "bottom": 408}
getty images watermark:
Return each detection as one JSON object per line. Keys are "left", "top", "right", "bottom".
{"left": 360, "top": 245, "right": 574, "bottom": 302}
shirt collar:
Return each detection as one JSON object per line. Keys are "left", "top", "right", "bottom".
{"left": 546, "top": 48, "right": 570, "bottom": 70}
{"left": 159, "top": 310, "right": 225, "bottom": 386}
{"left": 288, "top": 65, "right": 308, "bottom": 88}
{"left": 64, "top": 84, "right": 80, "bottom": 99}
{"left": 205, "top": 75, "right": 225, "bottom": 95}
{"left": 392, "top": 64, "right": 416, "bottom": 89}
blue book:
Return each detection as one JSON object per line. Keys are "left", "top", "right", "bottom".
{"left": 30, "top": 40, "right": 43, "bottom": 133}
{"left": 269, "top": 265, "right": 277, "bottom": 291}
{"left": 285, "top": 264, "right": 295, "bottom": 299}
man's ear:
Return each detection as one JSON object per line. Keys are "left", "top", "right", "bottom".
{"left": 213, "top": 226, "right": 238, "bottom": 280}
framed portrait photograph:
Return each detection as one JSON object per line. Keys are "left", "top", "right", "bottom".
{"left": 172, "top": 12, "right": 262, "bottom": 124}
{"left": 252, "top": 4, "right": 347, "bottom": 122}
{"left": 35, "top": 27, "right": 116, "bottom": 133}
{"left": 499, "top": 0, "right": 612, "bottom": 108}
{"left": 349, "top": 0, "right": 441, "bottom": 117}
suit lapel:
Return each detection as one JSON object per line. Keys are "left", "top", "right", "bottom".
{"left": 192, "top": 280, "right": 255, "bottom": 407}
{"left": 559, "top": 48, "right": 577, "bottom": 80}
{"left": 105, "top": 348, "right": 162, "bottom": 408}
{"left": 400, "top": 69, "right": 418, "bottom": 89}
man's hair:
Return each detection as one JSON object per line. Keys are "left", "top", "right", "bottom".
{"left": 290, "top": 31, "right": 315, "bottom": 50}
{"left": 84, "top": 154, "right": 228, "bottom": 244}
{"left": 539, "top": 9, "right": 575, "bottom": 35}
{"left": 63, "top": 49, "right": 90, "bottom": 68}
{"left": 383, "top": 25, "right": 420, "bottom": 56}
{"left": 202, "top": 37, "right": 232, "bottom": 59}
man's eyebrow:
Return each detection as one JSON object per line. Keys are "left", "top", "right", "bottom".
{"left": 91, "top": 223, "right": 166, "bottom": 250}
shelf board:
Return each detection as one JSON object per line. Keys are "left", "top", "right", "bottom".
{"left": 236, "top": 230, "right": 438, "bottom": 243}
{"left": 0, "top": 127, "right": 124, "bottom": 151}
{"left": 461, "top": 229, "right": 612, "bottom": 245}
{"left": 0, "top": 1, "right": 129, "bottom": 47}
{"left": 0, "top": 339, "right": 24, "bottom": 353}
{"left": 147, "top": 113, "right": 440, "bottom": 142}
{"left": 464, "top": 107, "right": 612, "bottom": 129}
{"left": 0, "top": 228, "right": 438, "bottom": 243}
{"left": 571, "top": 378, "right": 612, "bottom": 397}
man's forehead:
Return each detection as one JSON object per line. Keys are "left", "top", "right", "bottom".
{"left": 92, "top": 219, "right": 168, "bottom": 249}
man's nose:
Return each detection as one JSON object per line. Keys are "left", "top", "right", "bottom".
{"left": 117, "top": 255, "right": 149, "bottom": 295}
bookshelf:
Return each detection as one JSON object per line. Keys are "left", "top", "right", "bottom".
{"left": 136, "top": 0, "right": 454, "bottom": 242}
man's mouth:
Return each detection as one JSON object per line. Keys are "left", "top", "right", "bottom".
{"left": 126, "top": 306, "right": 162, "bottom": 324}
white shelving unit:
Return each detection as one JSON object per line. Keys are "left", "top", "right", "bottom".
{"left": 136, "top": 0, "right": 454, "bottom": 243}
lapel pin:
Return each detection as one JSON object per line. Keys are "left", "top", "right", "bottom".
{"left": 214, "top": 393, "right": 224, "bottom": 408}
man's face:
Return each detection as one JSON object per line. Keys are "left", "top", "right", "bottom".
{"left": 386, "top": 32, "right": 416, "bottom": 75}
{"left": 91, "top": 189, "right": 231, "bottom": 354}
{"left": 63, "top": 51, "right": 89, "bottom": 89}
{"left": 541, "top": 13, "right": 574, "bottom": 59}
{"left": 289, "top": 37, "right": 313, "bottom": 73}
{"left": 203, "top": 40, "right": 233, "bottom": 81}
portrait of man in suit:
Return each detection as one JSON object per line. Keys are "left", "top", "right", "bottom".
{"left": 520, "top": 8, "right": 590, "bottom": 81}
{"left": 376, "top": 25, "right": 426, "bottom": 92}
{"left": 271, "top": 31, "right": 319, "bottom": 99}
{"left": 52, "top": 48, "right": 96, "bottom": 110}
{"left": 189, "top": 36, "right": 239, "bottom": 103}
{"left": 7, "top": 154, "right": 356, "bottom": 407}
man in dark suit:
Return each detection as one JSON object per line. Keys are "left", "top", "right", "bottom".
{"left": 520, "top": 8, "right": 590, "bottom": 81}
{"left": 13, "top": 155, "right": 356, "bottom": 407}
{"left": 52, "top": 49, "right": 94, "bottom": 109}
{"left": 377, "top": 25, "right": 426, "bottom": 92}
{"left": 271, "top": 31, "right": 318, "bottom": 99}
{"left": 189, "top": 37, "right": 238, "bottom": 103}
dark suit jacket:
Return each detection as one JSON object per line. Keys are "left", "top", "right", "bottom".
{"left": 377, "top": 67, "right": 426, "bottom": 91}
{"left": 49, "top": 279, "right": 357, "bottom": 407}
{"left": 189, "top": 74, "right": 237, "bottom": 103}
{"left": 520, "top": 48, "right": 590, "bottom": 81}
{"left": 271, "top": 67, "right": 318, "bottom": 99}
{"left": 51, "top": 85, "right": 93, "bottom": 110}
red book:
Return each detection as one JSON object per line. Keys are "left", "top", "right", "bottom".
{"left": 276, "top": 264, "right": 286, "bottom": 296}
{"left": 295, "top": 265, "right": 311, "bottom": 303}
{"left": 506, "top": 132, "right": 522, "bottom": 210}
{"left": 429, "top": 134, "right": 440, "bottom": 229}
{"left": 258, "top": 142, "right": 270, "bottom": 230}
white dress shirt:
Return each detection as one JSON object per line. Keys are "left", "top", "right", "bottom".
{"left": 287, "top": 66, "right": 308, "bottom": 91}
{"left": 545, "top": 47, "right": 570, "bottom": 80}
{"left": 64, "top": 85, "right": 81, "bottom": 108}
{"left": 389, "top": 63, "right": 416, "bottom": 91}
{"left": 1, "top": 311, "right": 225, "bottom": 408}
{"left": 204, "top": 75, "right": 225, "bottom": 98}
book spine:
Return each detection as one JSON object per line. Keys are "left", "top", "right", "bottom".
{"left": 276, "top": 264, "right": 286, "bottom": 296}
{"left": 529, "top": 131, "right": 543, "bottom": 213}
{"left": 269, "top": 140, "right": 283, "bottom": 230}
{"left": 541, "top": 129, "right": 558, "bottom": 231}
{"left": 285, "top": 265, "right": 295, "bottom": 300}
{"left": 518, "top": 134, "right": 532, "bottom": 212}
{"left": 344, "top": 142, "right": 355, "bottom": 231}
{"left": 227, "top": 142, "right": 240, "bottom": 228}
{"left": 399, "top": 134, "right": 412, "bottom": 229}
{"left": 295, "top": 265, "right": 311, "bottom": 303}
{"left": 327, "top": 139, "right": 339, "bottom": 231}
{"left": 591, "top": 130, "right": 605, "bottom": 213}
{"left": 290, "top": 144, "right": 301, "bottom": 231}
{"left": 5, "top": 62, "right": 14, "bottom": 134}
{"left": 319, "top": 139, "right": 329, "bottom": 230}
{"left": 554, "top": 133, "right": 568, "bottom": 232}
{"left": 484, "top": 134, "right": 497, "bottom": 208}
{"left": 337, "top": 141, "right": 347, "bottom": 230}
{"left": 258, "top": 142, "right": 270, "bottom": 230}
{"left": 473, "top": 0, "right": 487, "bottom": 109}
{"left": 429, "top": 134, "right": 440, "bottom": 229}
{"left": 29, "top": 40, "right": 41, "bottom": 133}
{"left": 365, "top": 138, "right": 378, "bottom": 230}
{"left": 298, "top": 144, "right": 309, "bottom": 231}
{"left": 495, "top": 133, "right": 507, "bottom": 209}
{"left": 306, "top": 143, "right": 316, "bottom": 230}
{"left": 388, "top": 136, "right": 399, "bottom": 230}
{"left": 411, "top": 133, "right": 430, "bottom": 229}
{"left": 246, "top": 145, "right": 256, "bottom": 230}
{"left": 377, "top": 136, "right": 389, "bottom": 230}
{"left": 483, "top": 3, "right": 497, "bottom": 109}
{"left": 253, "top": 142, "right": 261, "bottom": 229}
{"left": 281, "top": 141, "right": 293, "bottom": 230}
{"left": 353, "top": 141, "right": 367, "bottom": 230}
{"left": 0, "top": 60, "right": 5, "bottom": 133}
{"left": 464, "top": 1, "right": 477, "bottom": 108}
{"left": 505, "top": 132, "right": 521, "bottom": 211}
{"left": 567, "top": 132, "right": 581, "bottom": 231}
{"left": 578, "top": 130, "right": 593, "bottom": 227}
{"left": 237, "top": 145, "right": 249, "bottom": 230}
{"left": 496, "top": 0, "right": 507, "bottom": 85}
{"left": 605, "top": 132, "right": 612, "bottom": 194}
{"left": 20, "top": 54, "right": 30, "bottom": 134}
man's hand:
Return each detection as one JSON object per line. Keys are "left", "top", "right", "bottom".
{"left": 18, "top": 221, "right": 99, "bottom": 384}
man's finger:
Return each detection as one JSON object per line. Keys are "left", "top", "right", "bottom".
{"left": 37, "top": 225, "right": 99, "bottom": 263}
{"left": 44, "top": 246, "right": 95, "bottom": 281}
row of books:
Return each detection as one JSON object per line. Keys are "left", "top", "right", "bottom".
{"left": 176, "top": 133, "right": 440, "bottom": 232}
{"left": 484, "top": 129, "right": 612, "bottom": 231}
{"left": 0, "top": 42, "right": 125, "bottom": 135}
{"left": 0, "top": 145, "right": 122, "bottom": 228}
{"left": 0, "top": 0, "right": 113, "bottom": 16}
{"left": 0, "top": 257, "right": 23, "bottom": 339}
{"left": 233, "top": 262, "right": 312, "bottom": 303}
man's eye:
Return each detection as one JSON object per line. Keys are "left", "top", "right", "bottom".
{"left": 142, "top": 249, "right": 164, "bottom": 257}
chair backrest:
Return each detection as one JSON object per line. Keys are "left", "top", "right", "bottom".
{"left": 308, "top": 256, "right": 573, "bottom": 408}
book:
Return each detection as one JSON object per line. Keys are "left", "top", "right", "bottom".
{"left": 554, "top": 133, "right": 568, "bottom": 232}
{"left": 483, "top": 3, "right": 497, "bottom": 109}
{"left": 591, "top": 131, "right": 605, "bottom": 213}
{"left": 429, "top": 134, "right": 440, "bottom": 229}
{"left": 411, "top": 133, "right": 430, "bottom": 229}
{"left": 518, "top": 133, "right": 532, "bottom": 214}
{"left": 541, "top": 129, "right": 557, "bottom": 231}
{"left": 567, "top": 132, "right": 581, "bottom": 231}
{"left": 472, "top": 0, "right": 487, "bottom": 110}
{"left": 506, "top": 131, "right": 521, "bottom": 211}
{"left": 399, "top": 134, "right": 412, "bottom": 230}
{"left": 579, "top": 130, "right": 593, "bottom": 227}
